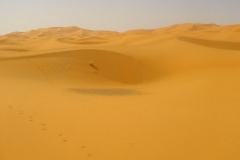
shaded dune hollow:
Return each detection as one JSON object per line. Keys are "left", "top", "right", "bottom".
{"left": 178, "top": 36, "right": 240, "bottom": 50}
{"left": 56, "top": 38, "right": 108, "bottom": 45}
{"left": 8, "top": 49, "right": 144, "bottom": 85}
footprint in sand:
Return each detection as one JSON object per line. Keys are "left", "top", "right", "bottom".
{"left": 7, "top": 107, "right": 67, "bottom": 143}
{"left": 54, "top": 134, "right": 68, "bottom": 144}
{"left": 39, "top": 123, "right": 47, "bottom": 130}
{"left": 87, "top": 153, "right": 92, "bottom": 157}
{"left": 29, "top": 117, "right": 33, "bottom": 121}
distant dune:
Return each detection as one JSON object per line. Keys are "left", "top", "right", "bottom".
{"left": 1, "top": 23, "right": 240, "bottom": 160}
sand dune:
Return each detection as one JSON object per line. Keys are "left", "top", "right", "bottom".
{"left": 1, "top": 23, "right": 240, "bottom": 160}
{"left": 178, "top": 36, "right": 240, "bottom": 50}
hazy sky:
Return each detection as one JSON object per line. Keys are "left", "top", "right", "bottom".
{"left": 0, "top": 0, "right": 240, "bottom": 35}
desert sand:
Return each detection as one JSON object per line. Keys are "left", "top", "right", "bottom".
{"left": 1, "top": 23, "right": 240, "bottom": 160}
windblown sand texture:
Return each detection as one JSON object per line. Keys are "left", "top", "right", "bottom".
{"left": 1, "top": 23, "right": 240, "bottom": 160}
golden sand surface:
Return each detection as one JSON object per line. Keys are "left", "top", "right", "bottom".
{"left": 1, "top": 23, "right": 240, "bottom": 160}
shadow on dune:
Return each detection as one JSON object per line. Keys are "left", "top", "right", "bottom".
{"left": 2, "top": 49, "right": 29, "bottom": 52}
{"left": 68, "top": 88, "right": 143, "bottom": 96}
{"left": 178, "top": 36, "right": 240, "bottom": 50}
{"left": 0, "top": 49, "right": 145, "bottom": 84}
{"left": 56, "top": 38, "right": 108, "bottom": 45}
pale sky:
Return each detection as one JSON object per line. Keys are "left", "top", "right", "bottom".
{"left": 0, "top": 0, "right": 240, "bottom": 35}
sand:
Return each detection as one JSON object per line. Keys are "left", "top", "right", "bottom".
{"left": 0, "top": 23, "right": 240, "bottom": 160}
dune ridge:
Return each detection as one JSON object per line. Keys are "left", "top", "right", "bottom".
{"left": 1, "top": 23, "right": 240, "bottom": 51}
